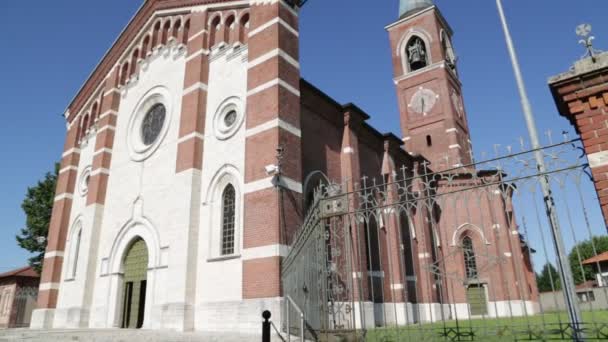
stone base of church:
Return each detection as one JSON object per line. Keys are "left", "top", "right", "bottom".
{"left": 30, "top": 309, "right": 55, "bottom": 329}
{"left": 34, "top": 298, "right": 283, "bottom": 334}
{"left": 52, "top": 307, "right": 90, "bottom": 328}
{"left": 194, "top": 297, "right": 283, "bottom": 333}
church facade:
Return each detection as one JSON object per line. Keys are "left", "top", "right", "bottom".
{"left": 32, "top": 0, "right": 538, "bottom": 333}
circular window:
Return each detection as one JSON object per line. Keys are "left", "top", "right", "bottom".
{"left": 141, "top": 103, "right": 166, "bottom": 146}
{"left": 79, "top": 166, "right": 92, "bottom": 197}
{"left": 213, "top": 97, "right": 244, "bottom": 140}
{"left": 127, "top": 87, "right": 172, "bottom": 162}
{"left": 224, "top": 110, "right": 237, "bottom": 128}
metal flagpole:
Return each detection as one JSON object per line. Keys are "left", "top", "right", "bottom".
{"left": 495, "top": 0, "right": 584, "bottom": 340}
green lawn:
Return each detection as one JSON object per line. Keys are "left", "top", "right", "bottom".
{"left": 365, "top": 311, "right": 608, "bottom": 341}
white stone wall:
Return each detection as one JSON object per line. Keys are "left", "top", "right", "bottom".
{"left": 195, "top": 45, "right": 248, "bottom": 331}
{"left": 86, "top": 44, "right": 187, "bottom": 329}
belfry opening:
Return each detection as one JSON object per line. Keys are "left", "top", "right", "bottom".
{"left": 120, "top": 238, "right": 148, "bottom": 329}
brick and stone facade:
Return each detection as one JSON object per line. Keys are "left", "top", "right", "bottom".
{"left": 31, "top": 0, "right": 537, "bottom": 333}
{"left": 550, "top": 52, "right": 608, "bottom": 229}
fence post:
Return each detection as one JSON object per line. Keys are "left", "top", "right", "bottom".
{"left": 262, "top": 310, "right": 271, "bottom": 342}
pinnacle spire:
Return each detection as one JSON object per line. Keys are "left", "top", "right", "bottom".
{"left": 399, "top": 0, "right": 434, "bottom": 18}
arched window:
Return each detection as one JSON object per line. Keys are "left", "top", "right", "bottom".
{"left": 462, "top": 236, "right": 478, "bottom": 280}
{"left": 221, "top": 184, "right": 236, "bottom": 255}
{"left": 68, "top": 224, "right": 83, "bottom": 279}
{"left": 406, "top": 36, "right": 428, "bottom": 71}
{"left": 426, "top": 135, "right": 432, "bottom": 147}
{"left": 441, "top": 31, "right": 457, "bottom": 72}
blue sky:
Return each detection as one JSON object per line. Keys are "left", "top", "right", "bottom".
{"left": 0, "top": 0, "right": 606, "bottom": 271}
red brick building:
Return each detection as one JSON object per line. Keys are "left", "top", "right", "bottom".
{"left": 32, "top": 0, "right": 537, "bottom": 332}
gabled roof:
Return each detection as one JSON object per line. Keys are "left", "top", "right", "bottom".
{"left": 0, "top": 266, "right": 39, "bottom": 279}
{"left": 582, "top": 251, "right": 608, "bottom": 265}
{"left": 66, "top": 0, "right": 237, "bottom": 123}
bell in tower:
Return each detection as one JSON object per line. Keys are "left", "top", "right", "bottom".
{"left": 399, "top": 0, "right": 434, "bottom": 18}
{"left": 407, "top": 37, "right": 428, "bottom": 71}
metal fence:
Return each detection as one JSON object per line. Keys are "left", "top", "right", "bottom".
{"left": 282, "top": 137, "right": 608, "bottom": 341}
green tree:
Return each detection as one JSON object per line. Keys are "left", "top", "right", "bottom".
{"left": 536, "top": 263, "right": 561, "bottom": 292}
{"left": 16, "top": 163, "right": 59, "bottom": 273}
{"left": 568, "top": 235, "right": 608, "bottom": 285}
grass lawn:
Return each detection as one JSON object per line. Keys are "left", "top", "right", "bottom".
{"left": 365, "top": 311, "right": 608, "bottom": 341}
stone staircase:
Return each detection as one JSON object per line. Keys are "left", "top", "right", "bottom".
{"left": 0, "top": 329, "right": 279, "bottom": 342}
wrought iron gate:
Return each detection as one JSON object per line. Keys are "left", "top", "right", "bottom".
{"left": 282, "top": 137, "right": 608, "bottom": 341}
{"left": 12, "top": 286, "right": 38, "bottom": 328}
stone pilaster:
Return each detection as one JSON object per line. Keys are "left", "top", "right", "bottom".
{"left": 340, "top": 106, "right": 369, "bottom": 301}
{"left": 380, "top": 135, "right": 406, "bottom": 303}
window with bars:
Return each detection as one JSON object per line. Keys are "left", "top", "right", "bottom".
{"left": 462, "top": 236, "right": 478, "bottom": 280}
{"left": 221, "top": 184, "right": 236, "bottom": 255}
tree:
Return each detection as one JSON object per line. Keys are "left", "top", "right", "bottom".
{"left": 16, "top": 163, "right": 59, "bottom": 273}
{"left": 536, "top": 263, "right": 561, "bottom": 292}
{"left": 568, "top": 235, "right": 608, "bottom": 285}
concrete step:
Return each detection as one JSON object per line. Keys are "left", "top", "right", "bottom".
{"left": 0, "top": 329, "right": 282, "bottom": 342}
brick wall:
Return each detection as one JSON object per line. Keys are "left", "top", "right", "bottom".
{"left": 550, "top": 57, "right": 608, "bottom": 228}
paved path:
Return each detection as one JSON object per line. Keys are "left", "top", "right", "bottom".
{"left": 0, "top": 329, "right": 282, "bottom": 342}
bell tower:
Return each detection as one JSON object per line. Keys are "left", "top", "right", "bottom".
{"left": 388, "top": 0, "right": 473, "bottom": 170}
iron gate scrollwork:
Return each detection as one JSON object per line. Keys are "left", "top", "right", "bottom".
{"left": 282, "top": 138, "right": 608, "bottom": 341}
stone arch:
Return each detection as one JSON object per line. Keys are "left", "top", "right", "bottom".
{"left": 161, "top": 19, "right": 172, "bottom": 45}
{"left": 106, "top": 217, "right": 161, "bottom": 329}
{"left": 302, "top": 171, "right": 330, "bottom": 211}
{"left": 451, "top": 223, "right": 490, "bottom": 247}
{"left": 238, "top": 11, "right": 250, "bottom": 44}
{"left": 208, "top": 14, "right": 222, "bottom": 48}
{"left": 108, "top": 217, "right": 161, "bottom": 274}
{"left": 141, "top": 34, "right": 151, "bottom": 56}
{"left": 224, "top": 14, "right": 236, "bottom": 43}
{"left": 396, "top": 28, "right": 433, "bottom": 75}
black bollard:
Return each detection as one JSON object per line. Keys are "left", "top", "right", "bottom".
{"left": 262, "top": 310, "right": 271, "bottom": 342}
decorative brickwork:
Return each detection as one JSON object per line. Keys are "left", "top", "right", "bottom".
{"left": 550, "top": 53, "right": 608, "bottom": 229}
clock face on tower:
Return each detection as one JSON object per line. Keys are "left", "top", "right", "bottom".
{"left": 408, "top": 88, "right": 438, "bottom": 116}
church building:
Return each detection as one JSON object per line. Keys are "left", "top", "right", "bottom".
{"left": 33, "top": 0, "right": 538, "bottom": 333}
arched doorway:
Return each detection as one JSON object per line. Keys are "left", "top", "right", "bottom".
{"left": 121, "top": 238, "right": 148, "bottom": 329}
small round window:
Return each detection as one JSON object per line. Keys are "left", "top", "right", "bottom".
{"left": 213, "top": 97, "right": 244, "bottom": 140}
{"left": 141, "top": 103, "right": 166, "bottom": 146}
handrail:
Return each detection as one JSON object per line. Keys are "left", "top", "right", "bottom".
{"left": 285, "top": 295, "right": 305, "bottom": 342}
{"left": 270, "top": 321, "right": 287, "bottom": 342}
